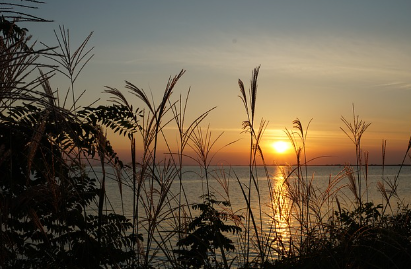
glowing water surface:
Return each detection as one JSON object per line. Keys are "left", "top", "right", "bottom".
{"left": 86, "top": 165, "right": 411, "bottom": 266}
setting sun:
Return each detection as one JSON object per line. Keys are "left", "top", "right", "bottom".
{"left": 272, "top": 141, "right": 289, "bottom": 154}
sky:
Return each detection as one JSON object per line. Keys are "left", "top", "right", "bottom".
{"left": 19, "top": 0, "right": 411, "bottom": 165}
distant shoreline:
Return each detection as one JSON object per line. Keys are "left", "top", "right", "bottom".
{"left": 116, "top": 163, "right": 411, "bottom": 167}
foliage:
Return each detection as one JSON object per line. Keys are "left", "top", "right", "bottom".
{"left": 269, "top": 203, "right": 411, "bottom": 269}
{"left": 79, "top": 104, "right": 142, "bottom": 139}
{"left": 0, "top": 99, "right": 134, "bottom": 268}
{"left": 0, "top": 15, "right": 28, "bottom": 44}
{"left": 2, "top": 4, "right": 411, "bottom": 267}
{"left": 0, "top": 12, "right": 133, "bottom": 268}
{"left": 175, "top": 194, "right": 242, "bottom": 268}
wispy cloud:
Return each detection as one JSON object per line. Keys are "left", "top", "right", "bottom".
{"left": 374, "top": 81, "right": 411, "bottom": 91}
{"left": 111, "top": 33, "right": 411, "bottom": 83}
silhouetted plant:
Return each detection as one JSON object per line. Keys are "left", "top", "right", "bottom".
{"left": 335, "top": 202, "right": 382, "bottom": 235}
{"left": 238, "top": 65, "right": 270, "bottom": 266}
{"left": 0, "top": 101, "right": 134, "bottom": 268}
{"left": 0, "top": 19, "right": 135, "bottom": 267}
{"left": 175, "top": 193, "right": 242, "bottom": 268}
{"left": 340, "top": 105, "right": 371, "bottom": 223}
{"left": 3, "top": 7, "right": 411, "bottom": 267}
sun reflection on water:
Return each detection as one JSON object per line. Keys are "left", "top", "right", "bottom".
{"left": 267, "top": 166, "right": 293, "bottom": 257}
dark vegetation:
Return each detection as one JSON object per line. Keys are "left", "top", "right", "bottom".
{"left": 1, "top": 1, "right": 411, "bottom": 268}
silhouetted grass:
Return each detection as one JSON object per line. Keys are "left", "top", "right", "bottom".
{"left": 2, "top": 17, "right": 411, "bottom": 268}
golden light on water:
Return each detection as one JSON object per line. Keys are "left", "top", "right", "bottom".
{"left": 269, "top": 166, "right": 292, "bottom": 255}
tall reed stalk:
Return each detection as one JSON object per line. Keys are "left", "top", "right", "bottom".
{"left": 125, "top": 71, "right": 185, "bottom": 267}
{"left": 169, "top": 89, "right": 215, "bottom": 247}
{"left": 284, "top": 118, "right": 316, "bottom": 255}
{"left": 4, "top": 13, "right": 411, "bottom": 264}
{"left": 42, "top": 26, "right": 94, "bottom": 111}
{"left": 340, "top": 105, "right": 371, "bottom": 224}
{"left": 238, "top": 66, "right": 270, "bottom": 266}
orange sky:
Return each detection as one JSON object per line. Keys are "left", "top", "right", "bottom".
{"left": 25, "top": 1, "right": 411, "bottom": 165}
{"left": 108, "top": 120, "right": 411, "bottom": 166}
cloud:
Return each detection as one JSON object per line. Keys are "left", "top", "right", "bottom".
{"left": 374, "top": 81, "right": 411, "bottom": 92}
{"left": 111, "top": 33, "right": 411, "bottom": 83}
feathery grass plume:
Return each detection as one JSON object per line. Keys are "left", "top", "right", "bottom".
{"left": 340, "top": 105, "right": 370, "bottom": 224}
{"left": 238, "top": 79, "right": 248, "bottom": 114}
{"left": 104, "top": 86, "right": 131, "bottom": 108}
{"left": 250, "top": 66, "right": 259, "bottom": 123}
{"left": 284, "top": 118, "right": 317, "bottom": 255}
{"left": 293, "top": 118, "right": 312, "bottom": 167}
{"left": 170, "top": 88, "right": 216, "bottom": 160}
{"left": 127, "top": 70, "right": 185, "bottom": 171}
{"left": 346, "top": 165, "right": 359, "bottom": 203}
{"left": 122, "top": 70, "right": 188, "bottom": 267}
{"left": 169, "top": 88, "right": 216, "bottom": 254}
{"left": 126, "top": 81, "right": 154, "bottom": 114}
{"left": 340, "top": 106, "right": 371, "bottom": 159}
{"left": 127, "top": 69, "right": 185, "bottom": 118}
{"left": 238, "top": 65, "right": 271, "bottom": 266}
{"left": 38, "top": 69, "right": 55, "bottom": 106}
{"left": 238, "top": 65, "right": 260, "bottom": 129}
{"left": 0, "top": 33, "right": 56, "bottom": 110}
{"left": 189, "top": 125, "right": 224, "bottom": 195}
{"left": 238, "top": 66, "right": 260, "bottom": 135}
{"left": 340, "top": 105, "right": 371, "bottom": 149}
{"left": 41, "top": 26, "right": 94, "bottom": 110}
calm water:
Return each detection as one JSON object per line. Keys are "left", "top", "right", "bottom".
{"left": 86, "top": 165, "right": 411, "bottom": 266}
{"left": 92, "top": 165, "right": 411, "bottom": 217}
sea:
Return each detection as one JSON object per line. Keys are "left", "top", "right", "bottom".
{"left": 94, "top": 165, "right": 411, "bottom": 217}
{"left": 86, "top": 164, "right": 411, "bottom": 266}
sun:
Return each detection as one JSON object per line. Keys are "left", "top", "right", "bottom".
{"left": 272, "top": 141, "right": 289, "bottom": 154}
